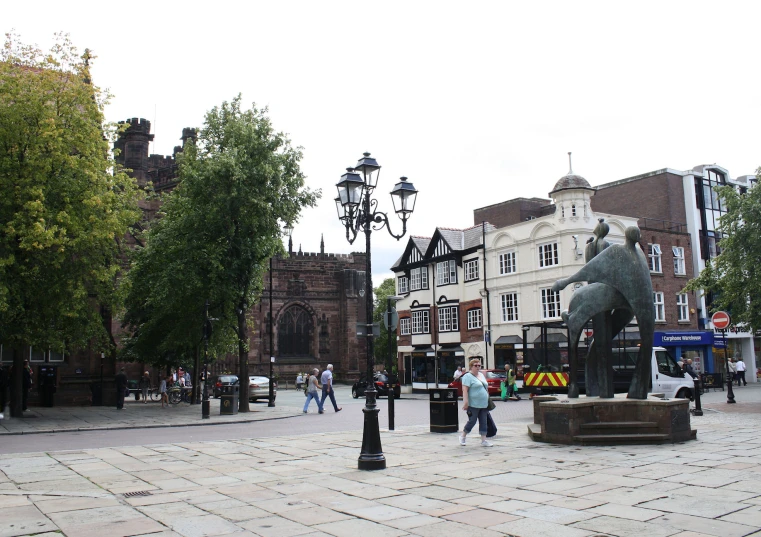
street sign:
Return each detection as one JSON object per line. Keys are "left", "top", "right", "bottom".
{"left": 356, "top": 323, "right": 381, "bottom": 338}
{"left": 711, "top": 311, "right": 731, "bottom": 330}
{"left": 583, "top": 329, "right": 594, "bottom": 339}
{"left": 383, "top": 308, "right": 398, "bottom": 331}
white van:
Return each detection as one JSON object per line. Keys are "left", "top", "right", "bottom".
{"left": 576, "top": 346, "right": 696, "bottom": 399}
{"left": 651, "top": 346, "right": 696, "bottom": 399}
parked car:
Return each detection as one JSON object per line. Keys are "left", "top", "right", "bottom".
{"left": 213, "top": 375, "right": 239, "bottom": 398}
{"left": 248, "top": 376, "right": 277, "bottom": 403}
{"left": 352, "top": 372, "right": 401, "bottom": 399}
{"left": 448, "top": 369, "right": 505, "bottom": 397}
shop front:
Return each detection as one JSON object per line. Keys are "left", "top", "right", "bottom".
{"left": 437, "top": 345, "right": 465, "bottom": 386}
{"left": 654, "top": 331, "right": 714, "bottom": 374}
{"left": 408, "top": 346, "right": 435, "bottom": 392}
{"left": 494, "top": 336, "right": 522, "bottom": 373}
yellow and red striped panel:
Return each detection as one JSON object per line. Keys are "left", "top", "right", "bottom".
{"left": 523, "top": 372, "right": 569, "bottom": 387}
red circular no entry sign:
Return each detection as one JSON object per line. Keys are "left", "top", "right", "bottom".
{"left": 712, "top": 311, "right": 731, "bottom": 330}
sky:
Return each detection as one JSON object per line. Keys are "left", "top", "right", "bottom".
{"left": 6, "top": 1, "right": 760, "bottom": 284}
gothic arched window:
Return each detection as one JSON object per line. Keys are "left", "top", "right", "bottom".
{"left": 278, "top": 306, "right": 313, "bottom": 356}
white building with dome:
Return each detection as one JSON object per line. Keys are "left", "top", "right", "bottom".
{"left": 391, "top": 160, "right": 638, "bottom": 391}
{"left": 475, "top": 166, "right": 638, "bottom": 373}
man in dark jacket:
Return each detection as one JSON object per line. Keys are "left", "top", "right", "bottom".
{"left": 115, "top": 367, "right": 128, "bottom": 410}
{"left": 684, "top": 359, "right": 698, "bottom": 379}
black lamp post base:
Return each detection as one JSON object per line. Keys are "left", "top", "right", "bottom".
{"left": 202, "top": 400, "right": 210, "bottom": 418}
{"left": 358, "top": 406, "right": 386, "bottom": 471}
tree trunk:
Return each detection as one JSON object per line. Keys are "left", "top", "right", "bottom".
{"left": 10, "top": 347, "right": 23, "bottom": 418}
{"left": 238, "top": 306, "right": 250, "bottom": 412}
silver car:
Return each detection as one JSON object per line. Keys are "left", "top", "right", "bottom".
{"left": 248, "top": 376, "right": 277, "bottom": 403}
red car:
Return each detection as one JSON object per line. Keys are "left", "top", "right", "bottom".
{"left": 448, "top": 369, "right": 506, "bottom": 397}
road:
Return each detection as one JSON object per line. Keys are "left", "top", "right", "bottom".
{"left": 0, "top": 385, "right": 534, "bottom": 454}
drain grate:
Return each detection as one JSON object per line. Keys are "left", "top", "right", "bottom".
{"left": 124, "top": 491, "right": 153, "bottom": 498}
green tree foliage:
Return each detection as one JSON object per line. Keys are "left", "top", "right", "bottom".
{"left": 0, "top": 33, "right": 141, "bottom": 355}
{"left": 0, "top": 33, "right": 141, "bottom": 416}
{"left": 121, "top": 96, "right": 318, "bottom": 410}
{"left": 373, "top": 277, "right": 398, "bottom": 372}
{"left": 684, "top": 170, "right": 761, "bottom": 331}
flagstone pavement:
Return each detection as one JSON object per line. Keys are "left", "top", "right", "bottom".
{"left": 2, "top": 400, "right": 761, "bottom": 537}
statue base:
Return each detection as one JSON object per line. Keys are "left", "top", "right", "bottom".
{"left": 529, "top": 394, "right": 697, "bottom": 445}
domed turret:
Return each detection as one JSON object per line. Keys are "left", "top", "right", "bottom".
{"left": 549, "top": 153, "right": 593, "bottom": 196}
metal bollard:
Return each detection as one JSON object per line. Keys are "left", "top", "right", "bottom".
{"left": 691, "top": 378, "right": 703, "bottom": 416}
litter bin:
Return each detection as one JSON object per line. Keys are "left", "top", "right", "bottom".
{"left": 220, "top": 384, "right": 239, "bottom": 415}
{"left": 429, "top": 388, "right": 458, "bottom": 433}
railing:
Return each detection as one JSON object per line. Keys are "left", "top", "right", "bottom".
{"left": 639, "top": 218, "right": 688, "bottom": 233}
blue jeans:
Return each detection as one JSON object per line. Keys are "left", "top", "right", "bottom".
{"left": 304, "top": 391, "right": 324, "bottom": 413}
{"left": 321, "top": 386, "right": 339, "bottom": 411}
{"left": 463, "top": 407, "right": 488, "bottom": 436}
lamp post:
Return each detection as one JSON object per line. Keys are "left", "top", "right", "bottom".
{"left": 479, "top": 288, "right": 490, "bottom": 369}
{"left": 385, "top": 295, "right": 404, "bottom": 431}
{"left": 268, "top": 223, "right": 292, "bottom": 408}
{"left": 335, "top": 152, "right": 418, "bottom": 471}
{"left": 202, "top": 300, "right": 212, "bottom": 419}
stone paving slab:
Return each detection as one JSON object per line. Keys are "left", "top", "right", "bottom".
{"left": 1, "top": 405, "right": 761, "bottom": 536}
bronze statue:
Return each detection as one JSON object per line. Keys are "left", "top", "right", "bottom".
{"left": 553, "top": 225, "right": 654, "bottom": 400}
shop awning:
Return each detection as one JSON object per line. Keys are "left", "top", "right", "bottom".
{"left": 494, "top": 335, "right": 523, "bottom": 345}
{"left": 533, "top": 332, "right": 568, "bottom": 343}
{"left": 437, "top": 345, "right": 464, "bottom": 356}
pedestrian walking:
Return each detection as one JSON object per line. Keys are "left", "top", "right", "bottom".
{"left": 159, "top": 375, "right": 168, "bottom": 408}
{"left": 303, "top": 368, "right": 324, "bottom": 414}
{"left": 139, "top": 371, "right": 150, "bottom": 403}
{"left": 735, "top": 358, "right": 747, "bottom": 386}
{"left": 503, "top": 364, "right": 520, "bottom": 400}
{"left": 115, "top": 367, "right": 128, "bottom": 410}
{"left": 459, "top": 358, "right": 493, "bottom": 447}
{"left": 727, "top": 357, "right": 737, "bottom": 385}
{"left": 320, "top": 364, "right": 342, "bottom": 412}
{"left": 296, "top": 373, "right": 304, "bottom": 391}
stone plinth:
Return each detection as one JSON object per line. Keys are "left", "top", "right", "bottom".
{"left": 528, "top": 394, "right": 697, "bottom": 445}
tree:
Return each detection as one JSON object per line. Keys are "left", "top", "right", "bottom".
{"left": 373, "top": 278, "right": 398, "bottom": 373}
{"left": 0, "top": 33, "right": 142, "bottom": 416}
{"left": 684, "top": 169, "right": 761, "bottom": 331}
{"left": 121, "top": 96, "right": 318, "bottom": 412}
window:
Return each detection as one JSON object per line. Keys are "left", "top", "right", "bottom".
{"left": 278, "top": 306, "right": 312, "bottom": 356}
{"left": 398, "top": 276, "right": 408, "bottom": 294}
{"left": 538, "top": 243, "right": 559, "bottom": 268}
{"left": 467, "top": 308, "right": 482, "bottom": 329}
{"left": 648, "top": 244, "right": 662, "bottom": 273}
{"left": 501, "top": 292, "right": 519, "bottom": 322}
{"left": 410, "top": 267, "right": 428, "bottom": 291}
{"left": 653, "top": 292, "right": 665, "bottom": 322}
{"left": 571, "top": 204, "right": 577, "bottom": 216}
{"left": 541, "top": 288, "right": 561, "bottom": 319}
{"left": 464, "top": 259, "right": 479, "bottom": 281}
{"left": 438, "top": 306, "right": 459, "bottom": 332}
{"left": 672, "top": 246, "right": 685, "bottom": 275}
{"left": 412, "top": 310, "right": 430, "bottom": 334}
{"left": 677, "top": 294, "right": 689, "bottom": 322}
{"left": 499, "top": 251, "right": 516, "bottom": 275}
{"left": 436, "top": 260, "right": 457, "bottom": 285}
{"left": 400, "top": 318, "right": 411, "bottom": 335}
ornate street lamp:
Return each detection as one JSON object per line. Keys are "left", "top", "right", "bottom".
{"left": 336, "top": 152, "right": 418, "bottom": 471}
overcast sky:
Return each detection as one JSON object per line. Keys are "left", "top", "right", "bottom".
{"left": 6, "top": 1, "right": 760, "bottom": 284}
